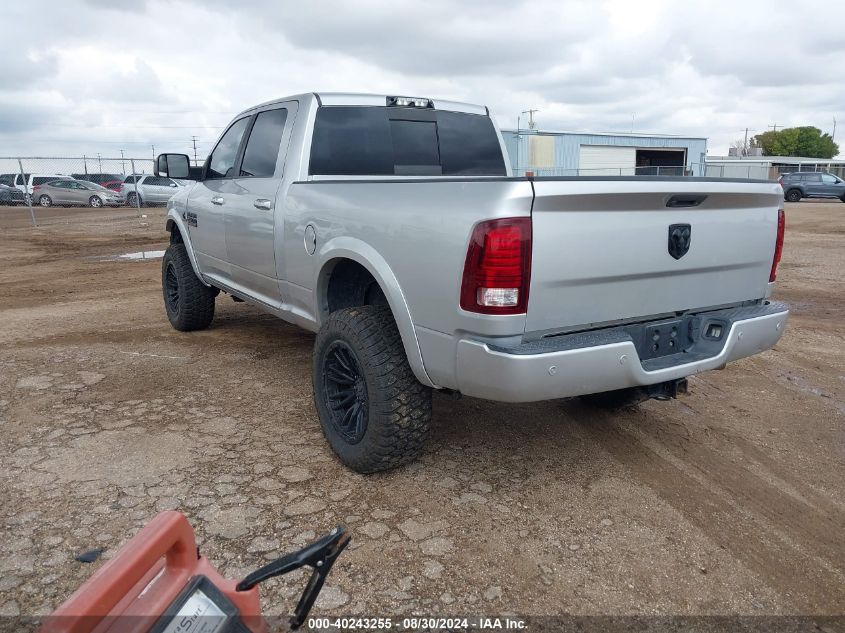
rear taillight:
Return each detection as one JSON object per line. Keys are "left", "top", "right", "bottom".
{"left": 769, "top": 207, "right": 785, "bottom": 282}
{"left": 460, "top": 217, "right": 532, "bottom": 315}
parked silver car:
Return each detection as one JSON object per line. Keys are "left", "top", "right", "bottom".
{"left": 33, "top": 180, "right": 125, "bottom": 208}
{"left": 120, "top": 174, "right": 182, "bottom": 206}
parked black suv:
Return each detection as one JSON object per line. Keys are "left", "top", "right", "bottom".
{"left": 779, "top": 171, "right": 845, "bottom": 203}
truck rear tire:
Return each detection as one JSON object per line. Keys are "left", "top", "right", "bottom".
{"left": 312, "top": 305, "right": 432, "bottom": 473}
{"left": 161, "top": 243, "right": 215, "bottom": 331}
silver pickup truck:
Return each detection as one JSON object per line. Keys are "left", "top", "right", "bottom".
{"left": 155, "top": 92, "right": 788, "bottom": 473}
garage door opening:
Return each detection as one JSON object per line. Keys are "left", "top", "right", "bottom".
{"left": 635, "top": 149, "right": 686, "bottom": 176}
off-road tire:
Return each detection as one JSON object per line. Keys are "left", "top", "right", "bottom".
{"left": 161, "top": 243, "right": 215, "bottom": 331}
{"left": 580, "top": 387, "right": 649, "bottom": 410}
{"left": 313, "top": 305, "right": 432, "bottom": 473}
{"left": 785, "top": 189, "right": 802, "bottom": 203}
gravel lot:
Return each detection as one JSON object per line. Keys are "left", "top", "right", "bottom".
{"left": 0, "top": 201, "right": 842, "bottom": 624}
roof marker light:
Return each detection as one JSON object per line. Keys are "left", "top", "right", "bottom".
{"left": 387, "top": 96, "right": 433, "bottom": 108}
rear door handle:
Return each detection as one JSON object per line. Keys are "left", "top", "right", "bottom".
{"left": 254, "top": 198, "right": 273, "bottom": 211}
{"left": 211, "top": 196, "right": 224, "bottom": 206}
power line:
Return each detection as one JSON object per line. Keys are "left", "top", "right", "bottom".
{"left": 85, "top": 109, "right": 239, "bottom": 114}
{"left": 5, "top": 139, "right": 215, "bottom": 144}
{"left": 50, "top": 124, "right": 225, "bottom": 129}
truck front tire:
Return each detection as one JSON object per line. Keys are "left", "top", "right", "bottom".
{"left": 313, "top": 305, "right": 432, "bottom": 473}
{"left": 161, "top": 243, "right": 216, "bottom": 331}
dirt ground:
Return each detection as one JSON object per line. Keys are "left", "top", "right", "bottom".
{"left": 0, "top": 201, "right": 842, "bottom": 625}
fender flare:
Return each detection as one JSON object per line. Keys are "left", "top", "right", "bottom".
{"left": 165, "top": 210, "right": 210, "bottom": 286}
{"left": 315, "top": 237, "right": 437, "bottom": 389}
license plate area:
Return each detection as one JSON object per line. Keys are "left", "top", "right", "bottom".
{"left": 625, "top": 313, "right": 731, "bottom": 365}
{"left": 640, "top": 318, "right": 691, "bottom": 360}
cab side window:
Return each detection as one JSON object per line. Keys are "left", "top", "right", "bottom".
{"left": 240, "top": 108, "right": 289, "bottom": 178}
{"left": 207, "top": 117, "right": 250, "bottom": 179}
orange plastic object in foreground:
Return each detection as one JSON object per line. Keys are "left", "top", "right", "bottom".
{"left": 41, "top": 511, "right": 265, "bottom": 633}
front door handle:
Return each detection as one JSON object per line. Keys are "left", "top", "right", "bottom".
{"left": 254, "top": 198, "right": 273, "bottom": 211}
{"left": 211, "top": 196, "right": 224, "bottom": 206}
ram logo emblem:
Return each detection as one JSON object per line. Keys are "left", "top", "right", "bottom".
{"left": 668, "top": 223, "right": 691, "bottom": 259}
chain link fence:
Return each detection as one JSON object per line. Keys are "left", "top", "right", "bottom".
{"left": 4, "top": 154, "right": 842, "bottom": 228}
{"left": 513, "top": 165, "right": 695, "bottom": 177}
{"left": 514, "top": 161, "right": 844, "bottom": 179}
{"left": 0, "top": 156, "right": 160, "bottom": 227}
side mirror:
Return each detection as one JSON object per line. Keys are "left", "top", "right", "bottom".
{"left": 156, "top": 153, "right": 192, "bottom": 180}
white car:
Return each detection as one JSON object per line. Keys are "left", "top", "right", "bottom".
{"left": 120, "top": 174, "right": 182, "bottom": 206}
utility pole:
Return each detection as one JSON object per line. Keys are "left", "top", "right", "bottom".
{"left": 743, "top": 127, "right": 749, "bottom": 156}
{"left": 833, "top": 116, "right": 837, "bottom": 142}
{"left": 191, "top": 136, "right": 199, "bottom": 166}
{"left": 151, "top": 145, "right": 156, "bottom": 164}
{"left": 522, "top": 109, "right": 539, "bottom": 130}
{"left": 631, "top": 113, "right": 636, "bottom": 133}
{"left": 120, "top": 149, "right": 126, "bottom": 175}
{"left": 768, "top": 123, "right": 781, "bottom": 133}
{"left": 96, "top": 153, "right": 102, "bottom": 174}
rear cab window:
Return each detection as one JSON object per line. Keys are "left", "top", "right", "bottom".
{"left": 309, "top": 106, "right": 506, "bottom": 177}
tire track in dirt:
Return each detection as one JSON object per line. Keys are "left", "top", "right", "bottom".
{"left": 576, "top": 412, "right": 845, "bottom": 613}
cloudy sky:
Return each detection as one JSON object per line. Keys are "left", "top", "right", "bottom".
{"left": 1, "top": 0, "right": 842, "bottom": 161}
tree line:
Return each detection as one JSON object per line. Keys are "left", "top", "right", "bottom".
{"left": 751, "top": 126, "right": 839, "bottom": 159}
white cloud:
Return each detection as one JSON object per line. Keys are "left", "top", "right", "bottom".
{"left": 0, "top": 0, "right": 840, "bottom": 158}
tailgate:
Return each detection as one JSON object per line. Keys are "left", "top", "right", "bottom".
{"left": 526, "top": 179, "right": 782, "bottom": 334}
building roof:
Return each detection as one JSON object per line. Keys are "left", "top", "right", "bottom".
{"left": 707, "top": 155, "right": 845, "bottom": 164}
{"left": 501, "top": 128, "right": 707, "bottom": 141}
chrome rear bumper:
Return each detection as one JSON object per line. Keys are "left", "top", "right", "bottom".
{"left": 455, "top": 302, "right": 788, "bottom": 402}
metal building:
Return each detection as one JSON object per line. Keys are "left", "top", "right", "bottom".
{"left": 501, "top": 129, "right": 708, "bottom": 177}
